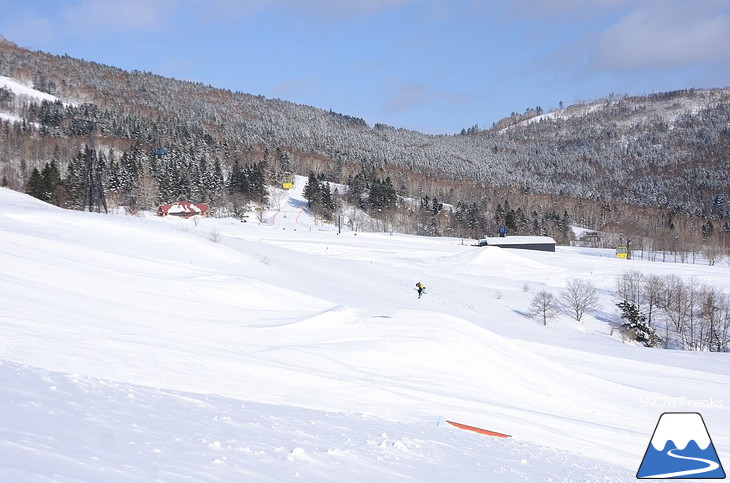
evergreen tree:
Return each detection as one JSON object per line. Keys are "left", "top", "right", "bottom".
{"left": 246, "top": 162, "right": 268, "bottom": 205}
{"left": 505, "top": 208, "right": 517, "bottom": 233}
{"left": 531, "top": 210, "right": 543, "bottom": 235}
{"left": 617, "top": 300, "right": 660, "bottom": 347}
{"left": 382, "top": 177, "right": 397, "bottom": 210}
{"left": 119, "top": 145, "right": 141, "bottom": 195}
{"left": 227, "top": 159, "right": 245, "bottom": 195}
{"left": 319, "top": 181, "right": 335, "bottom": 221}
{"left": 451, "top": 201, "right": 485, "bottom": 239}
{"left": 27, "top": 167, "right": 45, "bottom": 201}
{"left": 431, "top": 197, "right": 443, "bottom": 216}
{"left": 303, "top": 171, "right": 322, "bottom": 210}
{"left": 106, "top": 159, "right": 122, "bottom": 194}
{"left": 27, "top": 161, "right": 63, "bottom": 205}
{"left": 368, "top": 177, "right": 397, "bottom": 214}
{"left": 417, "top": 195, "right": 432, "bottom": 236}
{"left": 41, "top": 161, "right": 62, "bottom": 202}
{"left": 192, "top": 156, "right": 210, "bottom": 202}
{"left": 346, "top": 171, "right": 367, "bottom": 208}
{"left": 210, "top": 158, "right": 224, "bottom": 204}
{"left": 65, "top": 151, "right": 86, "bottom": 209}
{"left": 495, "top": 201, "right": 508, "bottom": 225}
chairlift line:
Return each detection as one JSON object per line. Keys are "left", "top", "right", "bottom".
{"left": 74, "top": 116, "right": 107, "bottom": 214}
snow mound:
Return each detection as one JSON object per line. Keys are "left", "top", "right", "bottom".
{"left": 0, "top": 361, "right": 629, "bottom": 482}
{"left": 0, "top": 186, "right": 61, "bottom": 211}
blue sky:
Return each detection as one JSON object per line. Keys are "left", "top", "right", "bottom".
{"left": 2, "top": 0, "right": 729, "bottom": 134}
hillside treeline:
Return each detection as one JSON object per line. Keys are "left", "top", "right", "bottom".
{"left": 1, "top": 39, "right": 729, "bottom": 257}
{"left": 616, "top": 270, "right": 730, "bottom": 351}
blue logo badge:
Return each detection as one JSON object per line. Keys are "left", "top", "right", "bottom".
{"left": 637, "top": 412, "right": 725, "bottom": 479}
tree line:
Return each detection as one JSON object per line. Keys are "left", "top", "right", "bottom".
{"left": 18, "top": 138, "right": 727, "bottom": 266}
{"left": 2, "top": 37, "right": 728, "bottom": 222}
{"left": 615, "top": 270, "right": 730, "bottom": 351}
{"left": 526, "top": 270, "right": 729, "bottom": 352}
{"left": 1, "top": 38, "right": 729, "bottom": 260}
{"left": 20, "top": 140, "right": 269, "bottom": 217}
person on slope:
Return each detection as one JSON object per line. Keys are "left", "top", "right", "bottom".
{"left": 416, "top": 282, "right": 426, "bottom": 299}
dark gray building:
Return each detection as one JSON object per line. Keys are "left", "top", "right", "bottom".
{"left": 478, "top": 236, "right": 556, "bottom": 252}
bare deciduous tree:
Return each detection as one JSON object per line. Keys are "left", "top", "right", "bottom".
{"left": 661, "top": 274, "right": 690, "bottom": 348}
{"left": 527, "top": 290, "right": 560, "bottom": 326}
{"left": 703, "top": 242, "right": 721, "bottom": 266}
{"left": 268, "top": 187, "right": 288, "bottom": 211}
{"left": 560, "top": 278, "right": 600, "bottom": 322}
{"left": 616, "top": 270, "right": 644, "bottom": 311}
{"left": 134, "top": 165, "right": 159, "bottom": 210}
{"left": 643, "top": 274, "right": 665, "bottom": 327}
{"left": 657, "top": 274, "right": 730, "bottom": 351}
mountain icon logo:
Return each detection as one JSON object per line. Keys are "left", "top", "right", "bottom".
{"left": 637, "top": 412, "right": 726, "bottom": 479}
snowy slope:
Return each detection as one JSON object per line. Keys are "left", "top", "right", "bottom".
{"left": 0, "top": 75, "right": 59, "bottom": 104}
{"left": 0, "top": 75, "right": 72, "bottom": 124}
{"left": 1, "top": 184, "right": 728, "bottom": 481}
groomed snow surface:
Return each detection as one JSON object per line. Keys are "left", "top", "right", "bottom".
{"left": 1, "top": 181, "right": 728, "bottom": 482}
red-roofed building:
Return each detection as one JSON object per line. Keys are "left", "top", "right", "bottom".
{"left": 157, "top": 200, "right": 209, "bottom": 218}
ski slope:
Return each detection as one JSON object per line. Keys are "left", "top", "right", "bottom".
{"left": 1, "top": 180, "right": 728, "bottom": 481}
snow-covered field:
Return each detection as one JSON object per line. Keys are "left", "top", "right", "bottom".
{"left": 1, "top": 181, "right": 728, "bottom": 482}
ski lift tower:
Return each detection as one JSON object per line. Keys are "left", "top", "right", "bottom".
{"left": 80, "top": 119, "right": 108, "bottom": 214}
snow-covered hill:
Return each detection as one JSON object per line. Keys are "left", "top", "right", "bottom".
{"left": 4, "top": 38, "right": 730, "bottom": 218}
{"left": 0, "top": 75, "right": 60, "bottom": 104}
{"left": 0, "top": 75, "right": 75, "bottom": 125}
{"left": 499, "top": 89, "right": 730, "bottom": 133}
{"left": 1, "top": 184, "right": 728, "bottom": 481}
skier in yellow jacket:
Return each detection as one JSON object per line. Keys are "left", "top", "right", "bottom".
{"left": 416, "top": 282, "right": 426, "bottom": 299}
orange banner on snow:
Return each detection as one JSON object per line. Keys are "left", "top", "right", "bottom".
{"left": 445, "top": 420, "right": 511, "bottom": 438}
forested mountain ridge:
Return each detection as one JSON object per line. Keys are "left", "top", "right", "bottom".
{"left": 491, "top": 89, "right": 730, "bottom": 214}
{"left": 1, "top": 38, "right": 729, "bottom": 250}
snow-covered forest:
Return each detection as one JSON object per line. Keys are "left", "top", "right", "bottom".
{"left": 1, "top": 38, "right": 729, "bottom": 258}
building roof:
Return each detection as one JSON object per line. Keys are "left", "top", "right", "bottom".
{"left": 481, "top": 236, "right": 555, "bottom": 246}
{"left": 157, "top": 200, "right": 209, "bottom": 216}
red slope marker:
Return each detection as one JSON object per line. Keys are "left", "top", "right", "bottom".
{"left": 445, "top": 420, "right": 511, "bottom": 438}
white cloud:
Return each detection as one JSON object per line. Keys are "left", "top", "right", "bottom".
{"left": 187, "top": 0, "right": 420, "bottom": 22}
{"left": 590, "top": 1, "right": 730, "bottom": 71}
{"left": 494, "top": 0, "right": 633, "bottom": 22}
{"left": 384, "top": 82, "right": 470, "bottom": 114}
{"left": 62, "top": 0, "right": 180, "bottom": 35}
{"left": 1, "top": 0, "right": 420, "bottom": 46}
{"left": 286, "top": 0, "right": 420, "bottom": 16}
{"left": 184, "top": 0, "right": 273, "bottom": 21}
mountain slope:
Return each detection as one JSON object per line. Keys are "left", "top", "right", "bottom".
{"left": 1, "top": 38, "right": 729, "bottom": 219}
